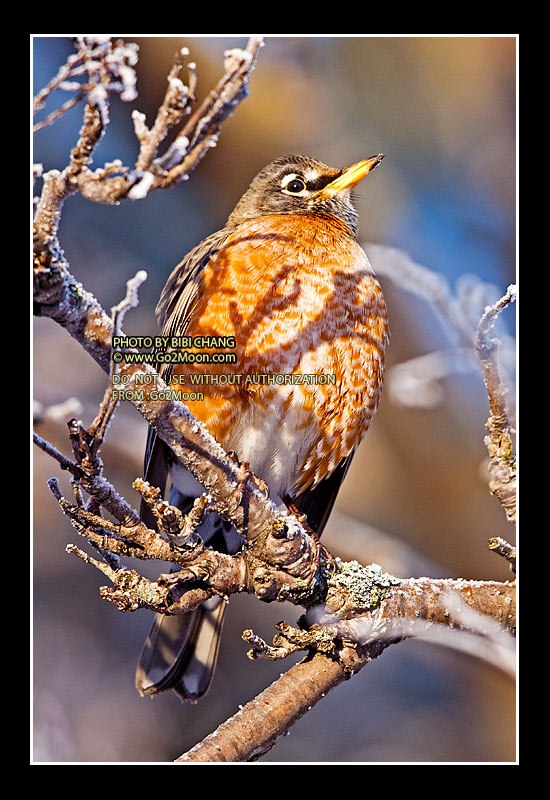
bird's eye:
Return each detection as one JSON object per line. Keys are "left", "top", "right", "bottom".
{"left": 286, "top": 178, "right": 306, "bottom": 193}
{"left": 281, "top": 174, "right": 307, "bottom": 194}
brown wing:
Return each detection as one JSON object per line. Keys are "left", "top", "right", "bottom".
{"left": 156, "top": 227, "right": 235, "bottom": 336}
{"left": 140, "top": 227, "right": 236, "bottom": 528}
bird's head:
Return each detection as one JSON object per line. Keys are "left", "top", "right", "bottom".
{"left": 227, "top": 153, "right": 384, "bottom": 236}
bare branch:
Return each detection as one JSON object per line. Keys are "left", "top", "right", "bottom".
{"left": 474, "top": 285, "right": 517, "bottom": 523}
{"left": 176, "top": 651, "right": 353, "bottom": 762}
{"left": 64, "top": 544, "right": 192, "bottom": 614}
{"left": 475, "top": 284, "right": 516, "bottom": 415}
{"left": 488, "top": 536, "right": 516, "bottom": 573}
{"left": 33, "top": 36, "right": 138, "bottom": 133}
{"left": 33, "top": 431, "right": 82, "bottom": 479}
{"left": 133, "top": 47, "right": 194, "bottom": 174}
{"left": 33, "top": 35, "right": 263, "bottom": 247}
{"left": 178, "top": 576, "right": 515, "bottom": 762}
{"left": 135, "top": 477, "right": 208, "bottom": 548}
{"left": 155, "top": 38, "right": 263, "bottom": 189}
{"left": 88, "top": 269, "right": 149, "bottom": 445}
{"left": 33, "top": 93, "right": 86, "bottom": 133}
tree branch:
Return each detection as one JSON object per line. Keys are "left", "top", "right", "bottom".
{"left": 33, "top": 36, "right": 263, "bottom": 217}
{"left": 177, "top": 576, "right": 515, "bottom": 762}
{"left": 474, "top": 285, "right": 517, "bottom": 523}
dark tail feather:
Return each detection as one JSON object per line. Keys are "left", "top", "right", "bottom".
{"left": 137, "top": 437, "right": 232, "bottom": 702}
{"left": 136, "top": 596, "right": 227, "bottom": 701}
{"left": 140, "top": 430, "right": 170, "bottom": 531}
{"left": 286, "top": 455, "right": 354, "bottom": 536}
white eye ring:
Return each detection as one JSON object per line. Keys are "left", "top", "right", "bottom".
{"left": 280, "top": 173, "right": 307, "bottom": 194}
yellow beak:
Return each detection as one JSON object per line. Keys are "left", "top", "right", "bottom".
{"left": 315, "top": 154, "right": 384, "bottom": 199}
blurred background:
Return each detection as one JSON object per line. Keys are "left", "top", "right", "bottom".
{"left": 32, "top": 35, "right": 517, "bottom": 764}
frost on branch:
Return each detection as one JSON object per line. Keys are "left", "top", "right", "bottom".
{"left": 33, "top": 37, "right": 139, "bottom": 133}
{"left": 33, "top": 35, "right": 264, "bottom": 223}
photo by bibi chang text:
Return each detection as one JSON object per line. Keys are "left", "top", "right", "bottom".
{"left": 111, "top": 335, "right": 238, "bottom": 364}
{"left": 111, "top": 336, "right": 238, "bottom": 349}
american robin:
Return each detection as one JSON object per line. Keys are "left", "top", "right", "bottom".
{"left": 136, "top": 154, "right": 389, "bottom": 701}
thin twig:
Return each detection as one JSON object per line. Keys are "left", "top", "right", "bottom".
{"left": 33, "top": 37, "right": 262, "bottom": 252}
{"left": 133, "top": 47, "right": 193, "bottom": 174}
{"left": 488, "top": 536, "right": 516, "bottom": 573}
{"left": 33, "top": 93, "right": 86, "bottom": 133}
{"left": 474, "top": 285, "right": 517, "bottom": 523}
{"left": 33, "top": 431, "right": 82, "bottom": 478}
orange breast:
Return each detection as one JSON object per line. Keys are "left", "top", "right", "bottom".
{"left": 168, "top": 213, "right": 388, "bottom": 495}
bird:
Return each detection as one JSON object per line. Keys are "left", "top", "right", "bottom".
{"left": 135, "top": 153, "right": 389, "bottom": 702}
